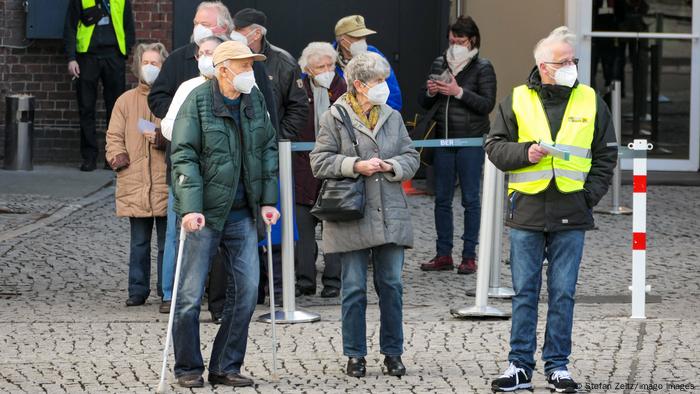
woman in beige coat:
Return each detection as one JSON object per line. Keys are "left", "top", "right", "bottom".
{"left": 106, "top": 43, "right": 169, "bottom": 307}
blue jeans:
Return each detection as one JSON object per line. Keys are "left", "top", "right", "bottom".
{"left": 340, "top": 244, "right": 404, "bottom": 357}
{"left": 508, "top": 228, "right": 585, "bottom": 376}
{"left": 161, "top": 189, "right": 178, "bottom": 301}
{"left": 128, "top": 217, "right": 166, "bottom": 299}
{"left": 172, "top": 212, "right": 259, "bottom": 377}
{"left": 433, "top": 147, "right": 484, "bottom": 258}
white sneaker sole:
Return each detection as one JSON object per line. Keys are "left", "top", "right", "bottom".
{"left": 547, "top": 383, "right": 577, "bottom": 393}
{"left": 492, "top": 383, "right": 534, "bottom": 392}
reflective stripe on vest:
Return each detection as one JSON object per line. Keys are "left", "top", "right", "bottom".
{"left": 509, "top": 83, "right": 596, "bottom": 195}
{"left": 76, "top": 0, "right": 126, "bottom": 55}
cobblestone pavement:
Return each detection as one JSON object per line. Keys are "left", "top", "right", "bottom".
{"left": 0, "top": 184, "right": 698, "bottom": 393}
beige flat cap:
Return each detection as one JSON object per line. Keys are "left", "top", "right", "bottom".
{"left": 213, "top": 41, "right": 266, "bottom": 66}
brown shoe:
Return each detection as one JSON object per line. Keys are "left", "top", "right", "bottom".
{"left": 208, "top": 372, "right": 254, "bottom": 387}
{"left": 457, "top": 257, "right": 477, "bottom": 274}
{"left": 420, "top": 255, "right": 454, "bottom": 271}
{"left": 177, "top": 374, "right": 204, "bottom": 388}
{"left": 159, "top": 300, "right": 171, "bottom": 314}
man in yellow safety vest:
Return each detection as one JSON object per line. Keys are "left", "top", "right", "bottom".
{"left": 64, "top": 0, "right": 135, "bottom": 171}
{"left": 485, "top": 26, "right": 618, "bottom": 393}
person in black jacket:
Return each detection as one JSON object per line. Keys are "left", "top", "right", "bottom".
{"left": 232, "top": 8, "right": 309, "bottom": 304}
{"left": 233, "top": 8, "right": 309, "bottom": 140}
{"left": 418, "top": 16, "right": 496, "bottom": 275}
{"left": 64, "top": 0, "right": 135, "bottom": 171}
{"left": 147, "top": 1, "right": 278, "bottom": 323}
{"left": 486, "top": 27, "right": 617, "bottom": 393}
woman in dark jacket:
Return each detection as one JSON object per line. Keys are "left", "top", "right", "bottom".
{"left": 418, "top": 16, "right": 497, "bottom": 275}
{"left": 294, "top": 42, "right": 348, "bottom": 298}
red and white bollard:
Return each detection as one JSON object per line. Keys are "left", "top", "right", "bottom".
{"left": 629, "top": 139, "right": 653, "bottom": 319}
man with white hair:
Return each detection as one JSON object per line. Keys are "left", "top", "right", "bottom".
{"left": 485, "top": 26, "right": 617, "bottom": 393}
{"left": 147, "top": 1, "right": 277, "bottom": 323}
{"left": 170, "top": 40, "right": 280, "bottom": 388}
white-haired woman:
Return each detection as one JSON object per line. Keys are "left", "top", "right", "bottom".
{"left": 106, "top": 42, "right": 169, "bottom": 307}
{"left": 294, "top": 42, "right": 348, "bottom": 299}
{"left": 310, "top": 52, "right": 419, "bottom": 378}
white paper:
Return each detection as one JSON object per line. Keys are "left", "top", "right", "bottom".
{"left": 138, "top": 118, "right": 156, "bottom": 134}
{"left": 539, "top": 141, "right": 571, "bottom": 161}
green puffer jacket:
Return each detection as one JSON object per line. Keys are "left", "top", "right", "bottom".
{"left": 171, "top": 79, "right": 278, "bottom": 231}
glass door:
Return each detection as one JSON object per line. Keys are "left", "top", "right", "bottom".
{"left": 572, "top": 0, "right": 700, "bottom": 171}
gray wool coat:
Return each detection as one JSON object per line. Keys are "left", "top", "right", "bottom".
{"left": 310, "top": 93, "right": 420, "bottom": 254}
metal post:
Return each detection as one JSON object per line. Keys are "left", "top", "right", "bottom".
{"left": 487, "top": 167, "right": 514, "bottom": 298}
{"left": 597, "top": 80, "right": 632, "bottom": 215}
{"left": 3, "top": 95, "right": 35, "bottom": 171}
{"left": 451, "top": 157, "right": 510, "bottom": 318}
{"left": 258, "top": 140, "right": 321, "bottom": 324}
{"left": 629, "top": 139, "right": 652, "bottom": 320}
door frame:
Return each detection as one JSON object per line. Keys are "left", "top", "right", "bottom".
{"left": 567, "top": 0, "right": 700, "bottom": 171}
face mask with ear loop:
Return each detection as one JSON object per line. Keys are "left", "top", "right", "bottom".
{"left": 343, "top": 38, "right": 367, "bottom": 57}
{"left": 547, "top": 63, "right": 578, "bottom": 87}
{"left": 361, "top": 81, "right": 390, "bottom": 105}
{"left": 225, "top": 66, "right": 256, "bottom": 94}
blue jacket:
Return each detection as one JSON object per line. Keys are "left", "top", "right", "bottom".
{"left": 334, "top": 44, "right": 402, "bottom": 111}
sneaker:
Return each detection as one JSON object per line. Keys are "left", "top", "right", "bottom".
{"left": 420, "top": 255, "right": 454, "bottom": 271}
{"left": 491, "top": 363, "right": 533, "bottom": 392}
{"left": 457, "top": 257, "right": 477, "bottom": 274}
{"left": 547, "top": 370, "right": 578, "bottom": 393}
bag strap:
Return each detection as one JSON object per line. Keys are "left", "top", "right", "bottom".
{"left": 333, "top": 104, "right": 361, "bottom": 156}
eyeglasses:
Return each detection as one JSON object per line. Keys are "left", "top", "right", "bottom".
{"left": 544, "top": 58, "right": 579, "bottom": 67}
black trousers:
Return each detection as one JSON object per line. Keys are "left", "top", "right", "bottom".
{"left": 207, "top": 248, "right": 227, "bottom": 316}
{"left": 75, "top": 51, "right": 125, "bottom": 162}
{"left": 294, "top": 204, "right": 341, "bottom": 290}
{"left": 258, "top": 246, "right": 283, "bottom": 304}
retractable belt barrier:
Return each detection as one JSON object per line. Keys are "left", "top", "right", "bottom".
{"left": 265, "top": 138, "right": 645, "bottom": 325}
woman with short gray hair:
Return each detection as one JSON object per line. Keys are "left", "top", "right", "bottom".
{"left": 310, "top": 51, "right": 419, "bottom": 378}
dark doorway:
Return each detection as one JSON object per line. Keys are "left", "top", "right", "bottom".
{"left": 173, "top": 0, "right": 450, "bottom": 119}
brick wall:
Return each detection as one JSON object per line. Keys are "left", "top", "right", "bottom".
{"left": 0, "top": 0, "right": 173, "bottom": 165}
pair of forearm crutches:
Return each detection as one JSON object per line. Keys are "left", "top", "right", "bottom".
{"left": 156, "top": 215, "right": 279, "bottom": 393}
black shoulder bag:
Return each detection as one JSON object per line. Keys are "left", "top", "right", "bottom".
{"left": 310, "top": 105, "right": 366, "bottom": 222}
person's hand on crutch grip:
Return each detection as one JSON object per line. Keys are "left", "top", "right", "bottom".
{"left": 261, "top": 206, "right": 281, "bottom": 225}
{"left": 182, "top": 213, "right": 205, "bottom": 232}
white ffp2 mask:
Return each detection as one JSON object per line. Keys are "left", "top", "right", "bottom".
{"left": 141, "top": 64, "right": 160, "bottom": 85}
{"left": 364, "top": 81, "right": 390, "bottom": 105}
{"left": 553, "top": 64, "right": 577, "bottom": 87}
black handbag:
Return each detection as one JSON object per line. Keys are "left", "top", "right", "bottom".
{"left": 310, "top": 105, "right": 366, "bottom": 222}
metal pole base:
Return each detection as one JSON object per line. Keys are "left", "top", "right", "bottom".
{"left": 258, "top": 310, "right": 321, "bottom": 324}
{"left": 595, "top": 206, "right": 633, "bottom": 215}
{"left": 450, "top": 305, "right": 511, "bottom": 318}
{"left": 488, "top": 287, "right": 515, "bottom": 298}
{"left": 465, "top": 287, "right": 515, "bottom": 298}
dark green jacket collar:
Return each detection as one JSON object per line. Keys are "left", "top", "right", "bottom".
{"left": 210, "top": 78, "right": 256, "bottom": 120}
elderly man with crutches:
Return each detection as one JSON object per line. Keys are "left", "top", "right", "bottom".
{"left": 161, "top": 40, "right": 280, "bottom": 389}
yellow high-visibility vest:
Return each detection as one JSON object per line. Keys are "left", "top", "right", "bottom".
{"left": 508, "top": 83, "right": 596, "bottom": 195}
{"left": 76, "top": 0, "right": 126, "bottom": 56}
